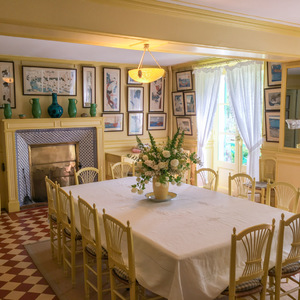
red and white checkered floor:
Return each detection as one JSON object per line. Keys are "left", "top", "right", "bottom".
{"left": 0, "top": 207, "right": 58, "bottom": 300}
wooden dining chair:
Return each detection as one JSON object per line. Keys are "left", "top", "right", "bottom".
{"left": 266, "top": 179, "right": 300, "bottom": 213}
{"left": 268, "top": 213, "right": 300, "bottom": 300}
{"left": 102, "top": 209, "right": 162, "bottom": 300}
{"left": 228, "top": 172, "right": 256, "bottom": 201}
{"left": 74, "top": 166, "right": 102, "bottom": 185}
{"left": 58, "top": 187, "right": 82, "bottom": 286}
{"left": 78, "top": 197, "right": 109, "bottom": 300}
{"left": 222, "top": 219, "right": 275, "bottom": 300}
{"left": 45, "top": 176, "right": 62, "bottom": 264}
{"left": 195, "top": 168, "right": 219, "bottom": 191}
{"left": 111, "top": 162, "right": 134, "bottom": 179}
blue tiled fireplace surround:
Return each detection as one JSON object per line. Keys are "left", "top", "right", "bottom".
{"left": 15, "top": 127, "right": 97, "bottom": 205}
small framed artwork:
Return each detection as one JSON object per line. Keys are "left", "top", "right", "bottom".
{"left": 264, "top": 88, "right": 281, "bottom": 111}
{"left": 82, "top": 66, "right": 96, "bottom": 108}
{"left": 22, "top": 66, "right": 77, "bottom": 95}
{"left": 147, "top": 113, "right": 167, "bottom": 130}
{"left": 128, "top": 112, "right": 143, "bottom": 136}
{"left": 267, "top": 62, "right": 282, "bottom": 86}
{"left": 127, "top": 86, "right": 144, "bottom": 112}
{"left": 172, "top": 92, "right": 184, "bottom": 116}
{"left": 176, "top": 117, "right": 193, "bottom": 135}
{"left": 184, "top": 91, "right": 196, "bottom": 116}
{"left": 265, "top": 111, "right": 280, "bottom": 142}
{"left": 149, "top": 77, "right": 164, "bottom": 112}
{"left": 103, "top": 67, "right": 121, "bottom": 112}
{"left": 0, "top": 61, "right": 16, "bottom": 108}
{"left": 176, "top": 70, "right": 193, "bottom": 91}
{"left": 102, "top": 113, "right": 124, "bottom": 132}
{"left": 127, "top": 69, "right": 142, "bottom": 85}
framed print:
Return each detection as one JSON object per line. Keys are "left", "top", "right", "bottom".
{"left": 127, "top": 69, "right": 142, "bottom": 85}
{"left": 103, "top": 67, "right": 121, "bottom": 112}
{"left": 184, "top": 91, "right": 196, "bottom": 116}
{"left": 22, "top": 66, "right": 77, "bottom": 95}
{"left": 176, "top": 70, "right": 193, "bottom": 91}
{"left": 82, "top": 66, "right": 96, "bottom": 108}
{"left": 149, "top": 77, "right": 164, "bottom": 112}
{"left": 128, "top": 112, "right": 143, "bottom": 136}
{"left": 172, "top": 92, "right": 184, "bottom": 116}
{"left": 148, "top": 113, "right": 167, "bottom": 130}
{"left": 0, "top": 61, "right": 16, "bottom": 108}
{"left": 102, "top": 113, "right": 124, "bottom": 132}
{"left": 176, "top": 117, "right": 193, "bottom": 136}
{"left": 267, "top": 62, "right": 282, "bottom": 86}
{"left": 264, "top": 88, "right": 281, "bottom": 111}
{"left": 127, "top": 86, "right": 144, "bottom": 112}
{"left": 265, "top": 111, "right": 280, "bottom": 142}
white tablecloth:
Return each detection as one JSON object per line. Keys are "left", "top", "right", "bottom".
{"left": 62, "top": 177, "right": 293, "bottom": 300}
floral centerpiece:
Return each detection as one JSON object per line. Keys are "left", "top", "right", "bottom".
{"left": 130, "top": 129, "right": 201, "bottom": 198}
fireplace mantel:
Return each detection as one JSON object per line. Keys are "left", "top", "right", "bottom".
{"left": 1, "top": 117, "right": 104, "bottom": 212}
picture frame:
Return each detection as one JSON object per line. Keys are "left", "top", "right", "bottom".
{"left": 147, "top": 113, "right": 167, "bottom": 131}
{"left": 176, "top": 117, "right": 193, "bottom": 136}
{"left": 82, "top": 66, "right": 96, "bottom": 108}
{"left": 22, "top": 66, "right": 77, "bottom": 95}
{"left": 103, "top": 67, "right": 121, "bottom": 112}
{"left": 127, "top": 86, "right": 144, "bottom": 112}
{"left": 264, "top": 87, "right": 281, "bottom": 111}
{"left": 127, "top": 69, "right": 142, "bottom": 85}
{"left": 102, "top": 113, "right": 124, "bottom": 132}
{"left": 172, "top": 92, "right": 185, "bottom": 116}
{"left": 0, "top": 61, "right": 16, "bottom": 108}
{"left": 265, "top": 111, "right": 280, "bottom": 143}
{"left": 128, "top": 112, "right": 143, "bottom": 136}
{"left": 149, "top": 77, "right": 164, "bottom": 112}
{"left": 184, "top": 91, "right": 196, "bottom": 116}
{"left": 267, "top": 62, "right": 282, "bottom": 86}
{"left": 176, "top": 70, "right": 193, "bottom": 91}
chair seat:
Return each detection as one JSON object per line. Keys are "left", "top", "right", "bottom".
{"left": 269, "top": 262, "right": 300, "bottom": 277}
{"left": 113, "top": 267, "right": 130, "bottom": 283}
{"left": 50, "top": 213, "right": 57, "bottom": 223}
{"left": 85, "top": 243, "right": 108, "bottom": 259}
{"left": 222, "top": 278, "right": 262, "bottom": 295}
{"left": 63, "top": 227, "right": 82, "bottom": 241}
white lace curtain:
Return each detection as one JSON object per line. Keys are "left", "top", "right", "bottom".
{"left": 224, "top": 61, "right": 263, "bottom": 179}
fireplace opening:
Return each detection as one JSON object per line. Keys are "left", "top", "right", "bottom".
{"left": 29, "top": 143, "right": 79, "bottom": 203}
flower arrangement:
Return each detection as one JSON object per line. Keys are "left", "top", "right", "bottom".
{"left": 130, "top": 129, "right": 201, "bottom": 194}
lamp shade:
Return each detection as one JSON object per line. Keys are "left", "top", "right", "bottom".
{"left": 129, "top": 68, "right": 165, "bottom": 83}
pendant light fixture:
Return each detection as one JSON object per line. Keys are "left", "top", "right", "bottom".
{"left": 128, "top": 44, "right": 165, "bottom": 83}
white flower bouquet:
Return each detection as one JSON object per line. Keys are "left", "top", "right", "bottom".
{"left": 130, "top": 129, "right": 201, "bottom": 194}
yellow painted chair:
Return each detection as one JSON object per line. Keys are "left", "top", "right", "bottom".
{"left": 75, "top": 167, "right": 102, "bottom": 185}
{"left": 45, "top": 176, "right": 62, "bottom": 264}
{"left": 222, "top": 219, "right": 275, "bottom": 299}
{"left": 228, "top": 172, "right": 256, "bottom": 201}
{"left": 195, "top": 168, "right": 219, "bottom": 191}
{"left": 111, "top": 162, "right": 134, "bottom": 179}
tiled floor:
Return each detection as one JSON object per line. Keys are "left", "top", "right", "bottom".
{"left": 0, "top": 207, "right": 58, "bottom": 300}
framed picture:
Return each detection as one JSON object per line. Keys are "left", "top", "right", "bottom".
{"left": 176, "top": 117, "right": 193, "bottom": 135}
{"left": 147, "top": 113, "right": 167, "bottom": 130}
{"left": 172, "top": 92, "right": 184, "bottom": 116}
{"left": 265, "top": 111, "right": 280, "bottom": 142}
{"left": 149, "top": 77, "right": 164, "bottom": 112}
{"left": 127, "top": 86, "right": 144, "bottom": 112}
{"left": 102, "top": 113, "right": 124, "bottom": 132}
{"left": 0, "top": 61, "right": 16, "bottom": 108}
{"left": 127, "top": 69, "right": 142, "bottom": 85}
{"left": 22, "top": 66, "right": 77, "bottom": 95}
{"left": 184, "top": 91, "right": 196, "bottom": 116}
{"left": 264, "top": 88, "right": 281, "bottom": 111}
{"left": 176, "top": 70, "right": 193, "bottom": 91}
{"left": 103, "top": 67, "right": 121, "bottom": 112}
{"left": 267, "top": 62, "right": 282, "bottom": 86}
{"left": 82, "top": 66, "right": 96, "bottom": 108}
{"left": 128, "top": 112, "right": 143, "bottom": 136}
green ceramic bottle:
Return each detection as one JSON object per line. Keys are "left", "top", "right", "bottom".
{"left": 29, "top": 98, "right": 41, "bottom": 118}
{"left": 68, "top": 98, "right": 78, "bottom": 118}
{"left": 4, "top": 103, "right": 12, "bottom": 119}
{"left": 90, "top": 103, "right": 97, "bottom": 117}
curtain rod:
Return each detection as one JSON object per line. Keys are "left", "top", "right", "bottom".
{"left": 193, "top": 59, "right": 249, "bottom": 69}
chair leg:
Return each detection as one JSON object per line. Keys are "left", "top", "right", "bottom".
{"left": 83, "top": 250, "right": 90, "bottom": 300}
{"left": 71, "top": 239, "right": 76, "bottom": 287}
{"left": 129, "top": 281, "right": 136, "bottom": 300}
{"left": 62, "top": 235, "right": 68, "bottom": 276}
{"left": 109, "top": 268, "right": 117, "bottom": 300}
{"left": 96, "top": 256, "right": 103, "bottom": 300}
{"left": 57, "top": 223, "right": 62, "bottom": 265}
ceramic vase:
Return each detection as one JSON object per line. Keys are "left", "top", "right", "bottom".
{"left": 152, "top": 177, "right": 169, "bottom": 200}
{"left": 3, "top": 103, "right": 12, "bottom": 119}
{"left": 48, "top": 93, "right": 63, "bottom": 118}
{"left": 29, "top": 98, "right": 41, "bottom": 118}
{"left": 68, "top": 98, "right": 78, "bottom": 118}
{"left": 90, "top": 103, "right": 97, "bottom": 117}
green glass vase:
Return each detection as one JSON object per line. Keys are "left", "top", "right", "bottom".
{"left": 4, "top": 103, "right": 12, "bottom": 119}
{"left": 68, "top": 98, "right": 78, "bottom": 118}
{"left": 90, "top": 103, "right": 97, "bottom": 117}
{"left": 29, "top": 98, "right": 41, "bottom": 118}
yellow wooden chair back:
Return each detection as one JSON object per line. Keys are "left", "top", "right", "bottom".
{"left": 75, "top": 167, "right": 102, "bottom": 185}
{"left": 111, "top": 162, "right": 134, "bottom": 179}
{"left": 228, "top": 172, "right": 256, "bottom": 201}
{"left": 259, "top": 157, "right": 276, "bottom": 183}
{"left": 195, "top": 168, "right": 219, "bottom": 191}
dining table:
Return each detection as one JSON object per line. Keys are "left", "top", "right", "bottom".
{"left": 62, "top": 177, "right": 293, "bottom": 300}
